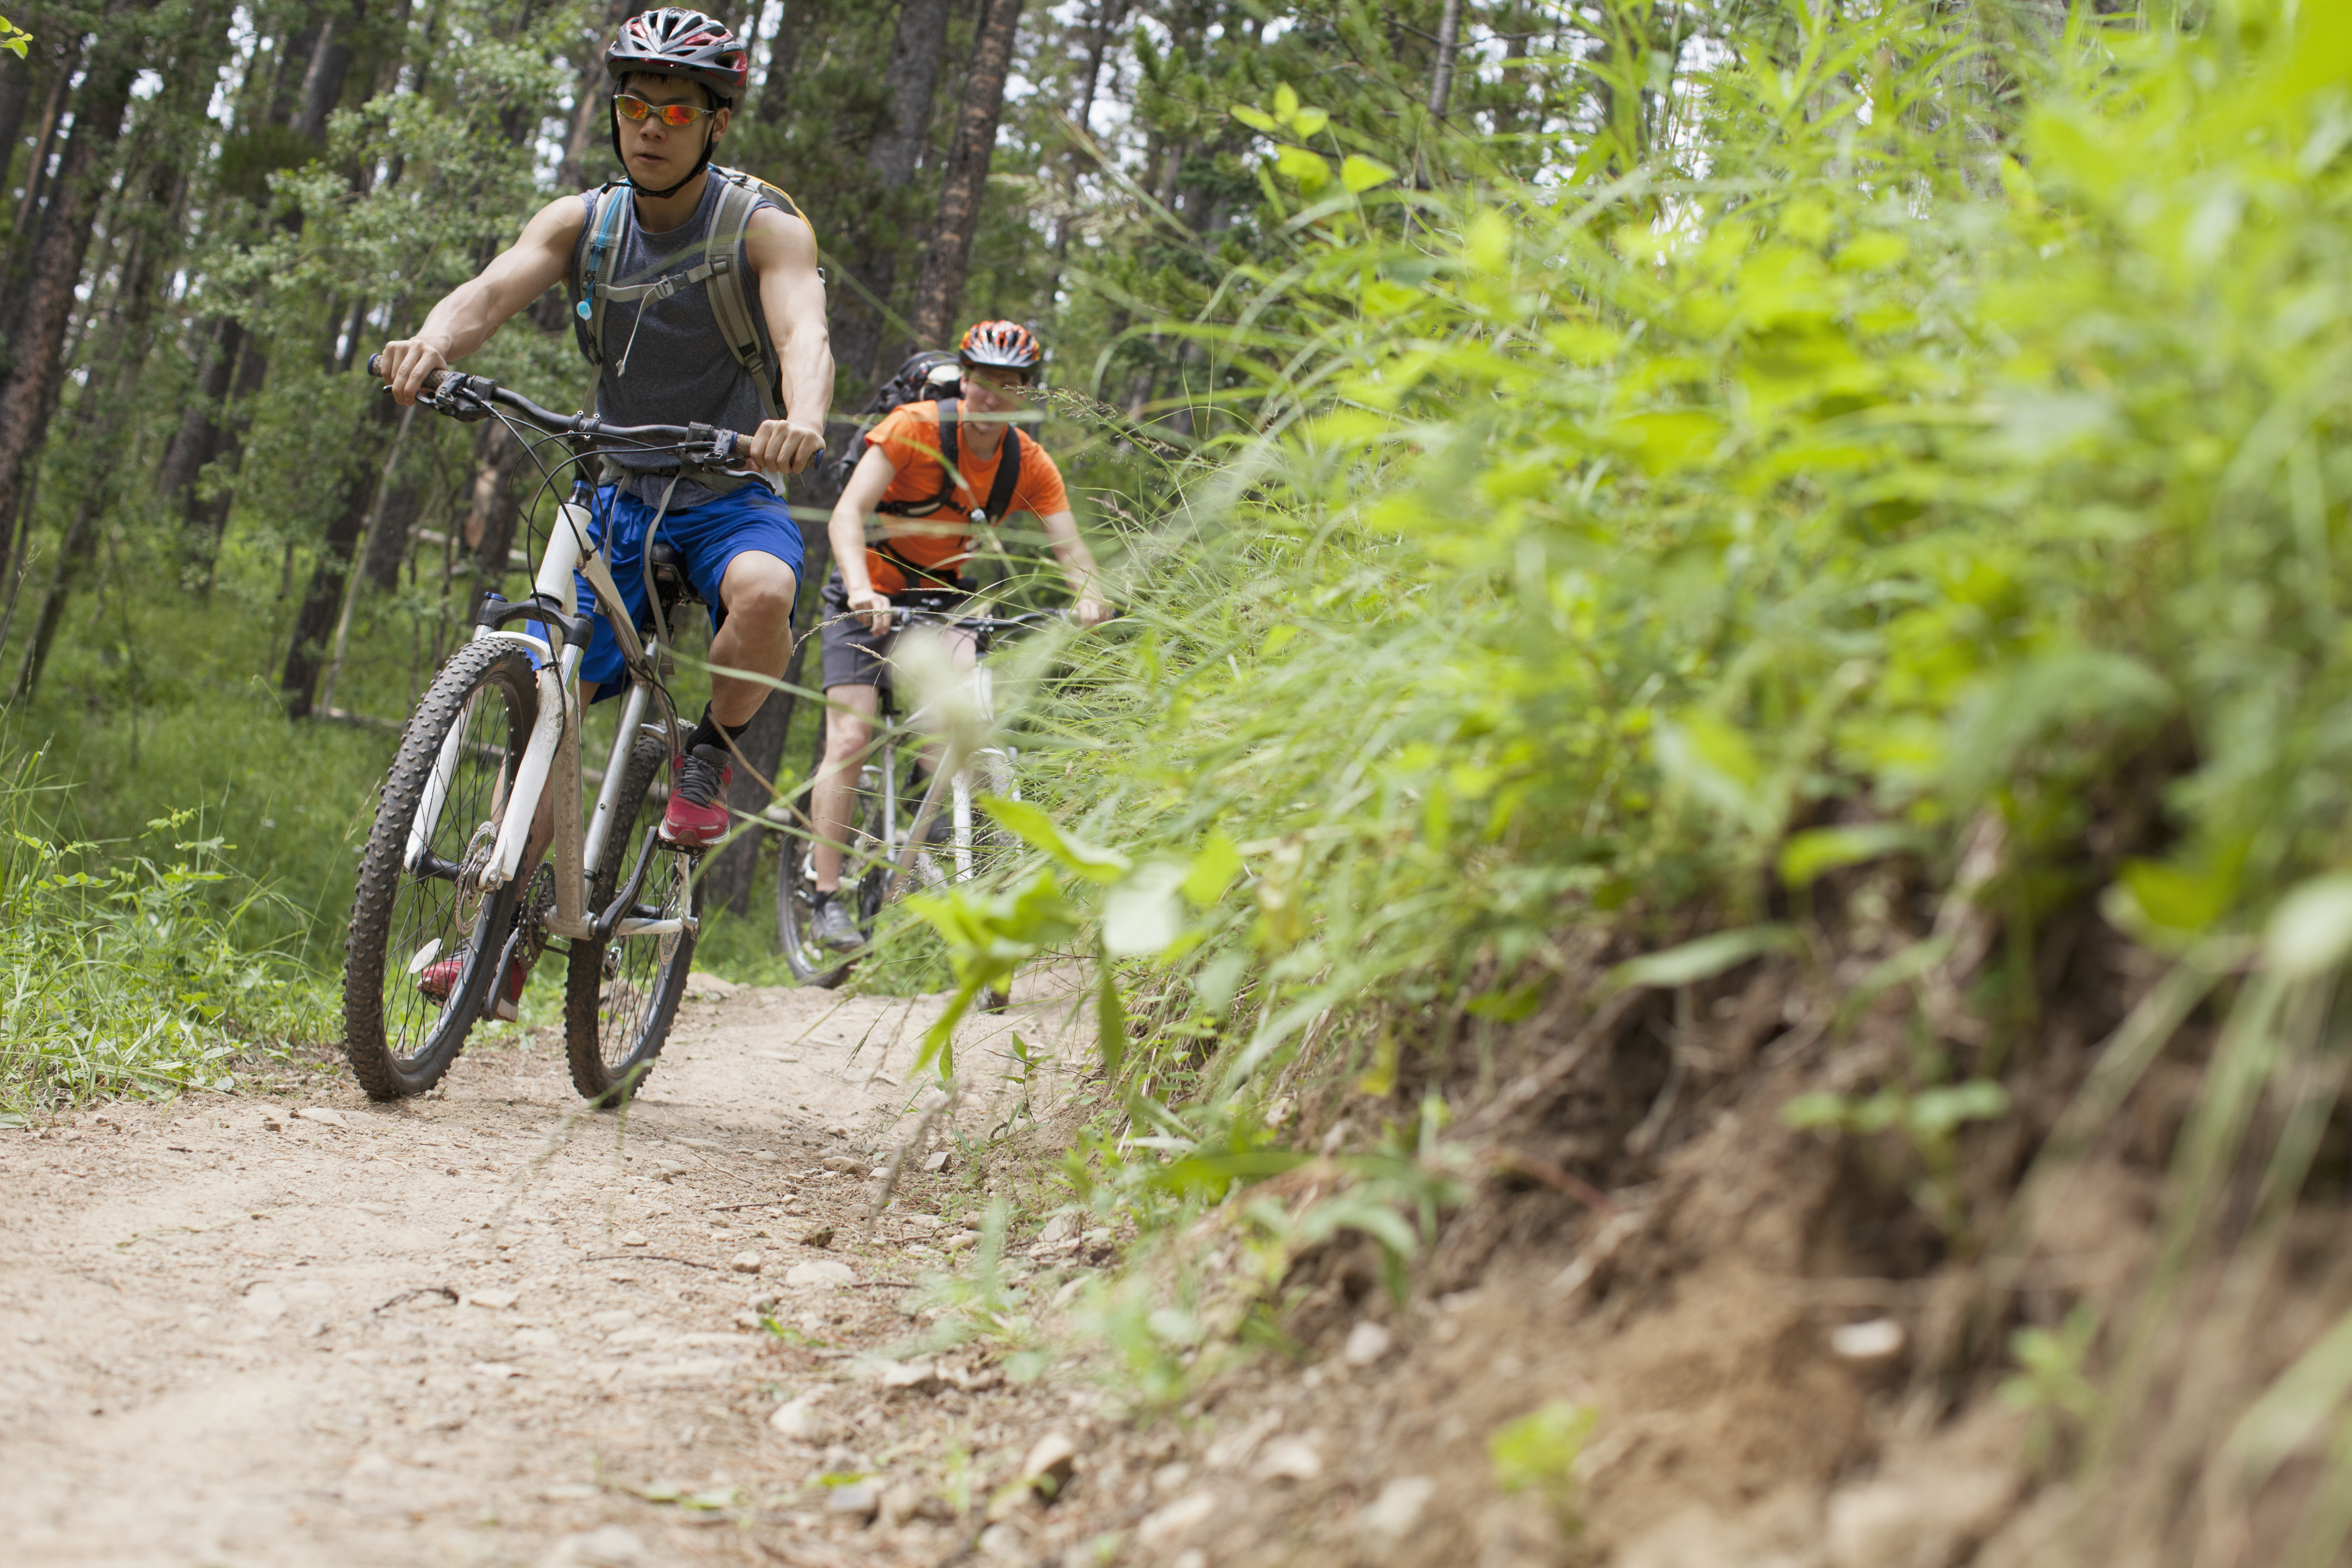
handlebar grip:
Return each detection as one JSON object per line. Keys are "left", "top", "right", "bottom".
{"left": 366, "top": 353, "right": 450, "bottom": 395}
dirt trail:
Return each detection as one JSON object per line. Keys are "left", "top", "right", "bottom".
{"left": 0, "top": 971, "right": 1100, "bottom": 1568}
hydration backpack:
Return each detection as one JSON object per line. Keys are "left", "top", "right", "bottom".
{"left": 568, "top": 166, "right": 812, "bottom": 423}
{"left": 822, "top": 350, "right": 962, "bottom": 490}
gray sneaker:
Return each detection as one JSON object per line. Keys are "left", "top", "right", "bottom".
{"left": 812, "top": 895, "right": 862, "bottom": 951}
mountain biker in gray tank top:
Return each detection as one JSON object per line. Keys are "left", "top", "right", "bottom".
{"left": 373, "top": 7, "right": 831, "bottom": 1014}
{"left": 579, "top": 171, "right": 791, "bottom": 508}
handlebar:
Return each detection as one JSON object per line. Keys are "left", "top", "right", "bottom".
{"left": 888, "top": 606, "right": 1076, "bottom": 632}
{"left": 365, "top": 354, "right": 785, "bottom": 477}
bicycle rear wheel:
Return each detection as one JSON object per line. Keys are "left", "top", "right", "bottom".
{"left": 565, "top": 730, "right": 700, "bottom": 1106}
{"left": 343, "top": 639, "right": 538, "bottom": 1100}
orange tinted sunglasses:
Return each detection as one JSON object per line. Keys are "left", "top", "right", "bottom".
{"left": 614, "top": 93, "right": 717, "bottom": 127}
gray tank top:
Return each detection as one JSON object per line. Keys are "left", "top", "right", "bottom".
{"left": 575, "top": 175, "right": 782, "bottom": 506}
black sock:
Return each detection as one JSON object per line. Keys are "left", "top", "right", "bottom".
{"left": 686, "top": 703, "right": 755, "bottom": 756}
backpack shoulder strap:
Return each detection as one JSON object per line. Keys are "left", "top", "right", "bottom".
{"left": 570, "top": 181, "right": 631, "bottom": 371}
{"left": 982, "top": 427, "right": 1026, "bottom": 524}
{"left": 873, "top": 399, "right": 966, "bottom": 518}
{"left": 702, "top": 169, "right": 779, "bottom": 421}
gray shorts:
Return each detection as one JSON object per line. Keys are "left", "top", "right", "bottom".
{"left": 816, "top": 573, "right": 969, "bottom": 692}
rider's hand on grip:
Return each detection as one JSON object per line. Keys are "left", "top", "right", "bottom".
{"left": 375, "top": 340, "right": 450, "bottom": 407}
{"left": 846, "top": 585, "right": 891, "bottom": 637}
{"left": 750, "top": 417, "right": 826, "bottom": 475}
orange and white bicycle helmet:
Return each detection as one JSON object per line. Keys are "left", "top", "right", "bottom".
{"left": 958, "top": 320, "right": 1044, "bottom": 378}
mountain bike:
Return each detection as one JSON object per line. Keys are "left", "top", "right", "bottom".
{"left": 776, "top": 601, "right": 1067, "bottom": 990}
{"left": 341, "top": 356, "right": 762, "bottom": 1106}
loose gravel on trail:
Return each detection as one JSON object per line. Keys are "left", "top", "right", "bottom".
{"left": 0, "top": 972, "right": 1104, "bottom": 1567}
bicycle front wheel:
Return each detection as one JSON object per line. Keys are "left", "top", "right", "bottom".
{"left": 343, "top": 639, "right": 539, "bottom": 1100}
{"left": 564, "top": 731, "right": 700, "bottom": 1106}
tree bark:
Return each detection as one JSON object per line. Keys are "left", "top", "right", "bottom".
{"left": 558, "top": 0, "right": 631, "bottom": 189}
{"left": 906, "top": 0, "right": 1023, "bottom": 351}
{"left": 0, "top": 43, "right": 35, "bottom": 199}
{"left": 827, "top": 0, "right": 953, "bottom": 393}
{"left": 281, "top": 393, "right": 397, "bottom": 716}
{"left": 290, "top": 0, "right": 363, "bottom": 145}
{"left": 1428, "top": 0, "right": 1464, "bottom": 117}
{"left": 753, "top": 0, "right": 802, "bottom": 126}
{"left": 462, "top": 418, "right": 530, "bottom": 609}
{"left": 0, "top": 4, "right": 147, "bottom": 605}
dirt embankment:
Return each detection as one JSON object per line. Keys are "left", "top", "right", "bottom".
{"left": 5, "top": 923, "right": 2341, "bottom": 1567}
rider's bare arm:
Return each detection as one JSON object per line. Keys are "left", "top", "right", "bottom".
{"left": 745, "top": 205, "right": 832, "bottom": 475}
{"left": 1037, "top": 509, "right": 1114, "bottom": 628}
{"left": 830, "top": 446, "right": 900, "bottom": 634}
{"left": 379, "top": 195, "right": 587, "bottom": 406}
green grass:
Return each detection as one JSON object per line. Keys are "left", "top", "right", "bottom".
{"left": 0, "top": 749, "right": 330, "bottom": 1116}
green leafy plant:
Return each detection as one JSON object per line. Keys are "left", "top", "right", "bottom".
{"left": 1489, "top": 1399, "right": 1599, "bottom": 1523}
{"left": 1999, "top": 1305, "right": 2101, "bottom": 1466}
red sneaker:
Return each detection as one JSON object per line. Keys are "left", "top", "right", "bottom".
{"left": 418, "top": 951, "right": 530, "bottom": 1022}
{"left": 660, "top": 743, "right": 733, "bottom": 848}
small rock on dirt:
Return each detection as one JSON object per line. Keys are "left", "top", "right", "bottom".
{"left": 800, "top": 1225, "right": 836, "bottom": 1249}
{"left": 785, "top": 1259, "right": 855, "bottom": 1290}
{"left": 941, "top": 1232, "right": 977, "bottom": 1253}
{"left": 619, "top": 1232, "right": 649, "bottom": 1247}
{"left": 1360, "top": 1476, "right": 1436, "bottom": 1550}
{"left": 826, "top": 1124, "right": 849, "bottom": 1138}
{"left": 827, "top": 1479, "right": 882, "bottom": 1522}
{"left": 1345, "top": 1319, "right": 1395, "bottom": 1367}
{"left": 682, "top": 971, "right": 740, "bottom": 1000}
{"left": 1258, "top": 1437, "right": 1322, "bottom": 1484}
{"left": 1831, "top": 1317, "right": 1906, "bottom": 1362}
{"left": 1038, "top": 1213, "right": 1076, "bottom": 1245}
{"left": 1139, "top": 1491, "right": 1219, "bottom": 1552}
{"left": 976, "top": 1522, "right": 1031, "bottom": 1564}
{"left": 922, "top": 1149, "right": 950, "bottom": 1172}
{"left": 465, "top": 1289, "right": 519, "bottom": 1310}
{"left": 543, "top": 1525, "right": 656, "bottom": 1568}
{"left": 822, "top": 1154, "right": 869, "bottom": 1176}
{"left": 242, "top": 1287, "right": 287, "bottom": 1322}
{"left": 770, "top": 1397, "right": 829, "bottom": 1441}
{"left": 729, "top": 1252, "right": 764, "bottom": 1274}
{"left": 1827, "top": 1463, "right": 2012, "bottom": 1568}
{"left": 879, "top": 1358, "right": 940, "bottom": 1391}
{"left": 296, "top": 1107, "right": 350, "bottom": 1129}
{"left": 1023, "top": 1432, "right": 1078, "bottom": 1496}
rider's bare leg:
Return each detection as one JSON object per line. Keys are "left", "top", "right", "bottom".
{"left": 709, "top": 552, "right": 799, "bottom": 729}
{"left": 811, "top": 684, "right": 879, "bottom": 893}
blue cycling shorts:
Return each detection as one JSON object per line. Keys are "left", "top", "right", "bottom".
{"left": 571, "top": 481, "right": 805, "bottom": 695}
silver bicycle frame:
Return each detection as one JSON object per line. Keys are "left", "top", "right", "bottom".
{"left": 406, "top": 496, "right": 692, "bottom": 946}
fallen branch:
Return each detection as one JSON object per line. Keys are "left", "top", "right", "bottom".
{"left": 1488, "top": 1146, "right": 1619, "bottom": 1216}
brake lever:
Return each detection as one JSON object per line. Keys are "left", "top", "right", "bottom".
{"left": 425, "top": 373, "right": 496, "bottom": 423}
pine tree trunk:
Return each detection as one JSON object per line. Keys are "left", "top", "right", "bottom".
{"left": 0, "top": 45, "right": 35, "bottom": 196}
{"left": 281, "top": 393, "right": 397, "bottom": 716}
{"left": 828, "top": 0, "right": 953, "bottom": 395}
{"left": 754, "top": 0, "right": 804, "bottom": 126}
{"left": 906, "top": 0, "right": 1024, "bottom": 351}
{"left": 0, "top": 4, "right": 148, "bottom": 601}
{"left": 559, "top": 0, "right": 632, "bottom": 189}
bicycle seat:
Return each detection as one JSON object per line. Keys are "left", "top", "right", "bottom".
{"left": 647, "top": 537, "right": 703, "bottom": 610}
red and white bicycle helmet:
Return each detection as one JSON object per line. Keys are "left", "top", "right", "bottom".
{"left": 606, "top": 8, "right": 750, "bottom": 104}
{"left": 958, "top": 320, "right": 1044, "bottom": 378}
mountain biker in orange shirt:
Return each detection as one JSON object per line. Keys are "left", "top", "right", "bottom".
{"left": 806, "top": 321, "right": 1113, "bottom": 948}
